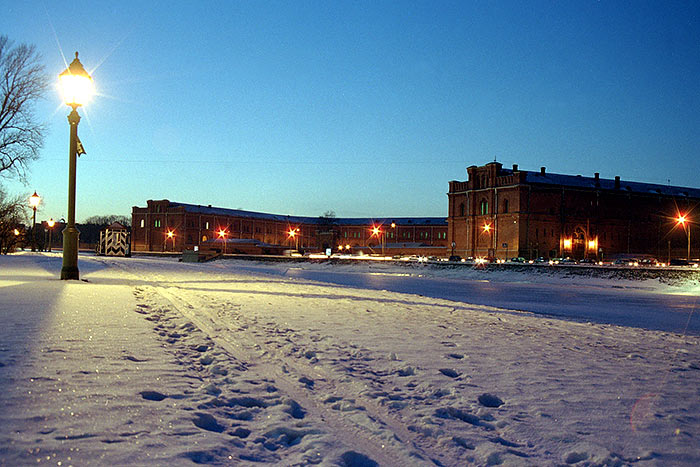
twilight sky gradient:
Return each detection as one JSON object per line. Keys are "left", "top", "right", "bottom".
{"left": 2, "top": 1, "right": 699, "bottom": 222}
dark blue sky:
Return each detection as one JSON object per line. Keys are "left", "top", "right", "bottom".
{"left": 3, "top": 1, "right": 699, "bottom": 221}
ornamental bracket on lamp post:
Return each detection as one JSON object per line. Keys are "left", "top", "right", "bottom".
{"left": 58, "top": 52, "right": 94, "bottom": 280}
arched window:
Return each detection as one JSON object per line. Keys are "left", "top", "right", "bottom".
{"left": 480, "top": 199, "right": 488, "bottom": 215}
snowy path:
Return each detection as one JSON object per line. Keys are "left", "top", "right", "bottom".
{"left": 1, "top": 253, "right": 699, "bottom": 466}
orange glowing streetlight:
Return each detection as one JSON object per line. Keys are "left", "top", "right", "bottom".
{"left": 288, "top": 227, "right": 300, "bottom": 250}
{"left": 217, "top": 229, "right": 228, "bottom": 254}
{"left": 370, "top": 225, "right": 385, "bottom": 254}
{"left": 677, "top": 214, "right": 692, "bottom": 260}
{"left": 165, "top": 230, "right": 176, "bottom": 251}
{"left": 482, "top": 223, "right": 491, "bottom": 233}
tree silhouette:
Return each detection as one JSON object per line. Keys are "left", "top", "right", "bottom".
{"left": 0, "top": 36, "right": 49, "bottom": 181}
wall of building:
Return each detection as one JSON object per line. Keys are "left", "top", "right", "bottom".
{"left": 448, "top": 162, "right": 699, "bottom": 261}
{"left": 131, "top": 200, "right": 448, "bottom": 255}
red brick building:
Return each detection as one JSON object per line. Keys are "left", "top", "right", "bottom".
{"left": 131, "top": 200, "right": 448, "bottom": 255}
{"left": 448, "top": 162, "right": 699, "bottom": 261}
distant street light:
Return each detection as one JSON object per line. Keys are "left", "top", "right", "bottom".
{"left": 166, "top": 230, "right": 176, "bottom": 251}
{"left": 47, "top": 218, "right": 56, "bottom": 252}
{"left": 677, "top": 214, "right": 692, "bottom": 260}
{"left": 370, "top": 225, "right": 385, "bottom": 255}
{"left": 29, "top": 191, "right": 40, "bottom": 252}
{"left": 218, "top": 229, "right": 227, "bottom": 254}
{"left": 288, "top": 228, "right": 300, "bottom": 250}
{"left": 58, "top": 52, "right": 95, "bottom": 280}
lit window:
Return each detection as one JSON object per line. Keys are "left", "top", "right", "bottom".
{"left": 205, "top": 221, "right": 209, "bottom": 229}
{"left": 480, "top": 200, "right": 488, "bottom": 215}
{"left": 140, "top": 219, "right": 144, "bottom": 228}
{"left": 155, "top": 220, "right": 161, "bottom": 228}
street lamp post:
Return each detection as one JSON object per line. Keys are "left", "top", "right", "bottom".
{"left": 47, "top": 218, "right": 55, "bottom": 252}
{"left": 58, "top": 52, "right": 94, "bottom": 280}
{"left": 29, "top": 191, "right": 40, "bottom": 251}
{"left": 371, "top": 226, "right": 384, "bottom": 255}
{"left": 218, "top": 229, "right": 227, "bottom": 254}
{"left": 483, "top": 223, "right": 492, "bottom": 258}
{"left": 288, "top": 228, "right": 299, "bottom": 250}
{"left": 677, "top": 215, "right": 692, "bottom": 261}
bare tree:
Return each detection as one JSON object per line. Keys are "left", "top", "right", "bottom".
{"left": 0, "top": 185, "right": 28, "bottom": 254}
{"left": 0, "top": 36, "right": 49, "bottom": 181}
{"left": 84, "top": 215, "right": 131, "bottom": 227}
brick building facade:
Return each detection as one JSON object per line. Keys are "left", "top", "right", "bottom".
{"left": 448, "top": 162, "right": 699, "bottom": 261}
{"left": 131, "top": 200, "right": 448, "bottom": 255}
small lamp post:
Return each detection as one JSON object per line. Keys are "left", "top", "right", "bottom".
{"left": 29, "top": 191, "right": 40, "bottom": 251}
{"left": 166, "top": 230, "right": 175, "bottom": 251}
{"left": 47, "top": 218, "right": 56, "bottom": 252}
{"left": 677, "top": 215, "right": 692, "bottom": 261}
{"left": 218, "top": 229, "right": 227, "bottom": 254}
{"left": 371, "top": 226, "right": 385, "bottom": 255}
{"left": 58, "top": 52, "right": 95, "bottom": 280}
{"left": 288, "top": 228, "right": 299, "bottom": 250}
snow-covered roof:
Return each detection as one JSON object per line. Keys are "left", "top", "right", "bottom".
{"left": 170, "top": 202, "right": 447, "bottom": 226}
{"left": 515, "top": 170, "right": 700, "bottom": 199}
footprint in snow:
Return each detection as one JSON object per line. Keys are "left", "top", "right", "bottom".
{"left": 124, "top": 355, "right": 148, "bottom": 363}
{"left": 140, "top": 390, "right": 167, "bottom": 401}
{"left": 478, "top": 393, "right": 504, "bottom": 408}
{"left": 298, "top": 376, "right": 314, "bottom": 389}
{"left": 439, "top": 368, "right": 460, "bottom": 378}
{"left": 192, "top": 412, "right": 225, "bottom": 433}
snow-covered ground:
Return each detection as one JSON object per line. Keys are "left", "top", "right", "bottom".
{"left": 0, "top": 253, "right": 698, "bottom": 466}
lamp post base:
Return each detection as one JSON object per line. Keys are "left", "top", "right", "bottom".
{"left": 61, "top": 226, "right": 80, "bottom": 280}
{"left": 60, "top": 266, "right": 80, "bottom": 280}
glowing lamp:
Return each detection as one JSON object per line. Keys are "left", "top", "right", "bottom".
{"left": 47, "top": 218, "right": 56, "bottom": 228}
{"left": 371, "top": 227, "right": 381, "bottom": 236}
{"left": 167, "top": 230, "right": 174, "bottom": 238}
{"left": 29, "top": 191, "right": 41, "bottom": 208}
{"left": 563, "top": 239, "right": 572, "bottom": 249}
{"left": 588, "top": 240, "right": 596, "bottom": 249}
{"left": 218, "top": 229, "right": 227, "bottom": 238}
{"left": 14, "top": 229, "right": 20, "bottom": 236}
{"left": 59, "top": 52, "right": 95, "bottom": 107}
{"left": 677, "top": 215, "right": 687, "bottom": 225}
{"left": 483, "top": 224, "right": 491, "bottom": 232}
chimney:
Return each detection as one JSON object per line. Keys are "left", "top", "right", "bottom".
{"left": 540, "top": 167, "right": 546, "bottom": 175}
{"left": 594, "top": 172, "right": 600, "bottom": 187}
{"left": 512, "top": 164, "right": 519, "bottom": 172}
{"left": 614, "top": 176, "right": 620, "bottom": 189}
